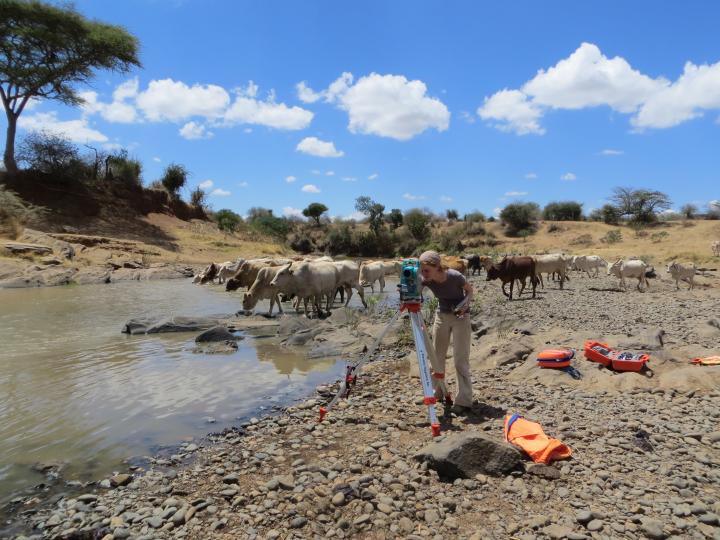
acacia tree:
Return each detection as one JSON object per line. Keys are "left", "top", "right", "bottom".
{"left": 302, "top": 202, "right": 328, "bottom": 226}
{"left": 0, "top": 1, "right": 140, "bottom": 174}
{"left": 355, "top": 196, "right": 385, "bottom": 235}
{"left": 610, "top": 187, "right": 671, "bottom": 224}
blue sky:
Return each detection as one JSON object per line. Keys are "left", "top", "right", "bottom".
{"left": 6, "top": 1, "right": 720, "bottom": 219}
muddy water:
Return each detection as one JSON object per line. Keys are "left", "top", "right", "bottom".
{"left": 0, "top": 280, "right": 373, "bottom": 507}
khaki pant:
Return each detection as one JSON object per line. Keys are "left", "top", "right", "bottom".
{"left": 425, "top": 311, "right": 473, "bottom": 407}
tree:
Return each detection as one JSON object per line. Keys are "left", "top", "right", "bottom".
{"left": 17, "top": 131, "right": 82, "bottom": 177}
{"left": 387, "top": 208, "right": 403, "bottom": 229}
{"left": 680, "top": 203, "right": 697, "bottom": 220}
{"left": 214, "top": 209, "right": 242, "bottom": 233}
{"left": 302, "top": 202, "right": 328, "bottom": 226}
{"left": 189, "top": 187, "right": 207, "bottom": 208}
{"left": 404, "top": 208, "right": 431, "bottom": 241}
{"left": 0, "top": 1, "right": 140, "bottom": 174}
{"left": 500, "top": 202, "right": 540, "bottom": 236}
{"left": 610, "top": 187, "right": 671, "bottom": 224}
{"left": 161, "top": 163, "right": 189, "bottom": 196}
{"left": 247, "top": 207, "right": 273, "bottom": 220}
{"left": 543, "top": 201, "right": 583, "bottom": 221}
{"left": 446, "top": 209, "right": 459, "bottom": 221}
{"left": 355, "top": 196, "right": 385, "bottom": 235}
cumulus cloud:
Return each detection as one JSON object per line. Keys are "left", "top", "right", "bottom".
{"left": 296, "top": 137, "right": 344, "bottom": 158}
{"left": 18, "top": 112, "right": 108, "bottom": 143}
{"left": 476, "top": 42, "right": 720, "bottom": 134}
{"left": 137, "top": 79, "right": 230, "bottom": 121}
{"left": 198, "top": 179, "right": 214, "bottom": 189}
{"left": 210, "top": 188, "right": 231, "bottom": 196}
{"left": 223, "top": 82, "right": 313, "bottom": 130}
{"left": 325, "top": 170, "right": 335, "bottom": 176}
{"left": 179, "top": 121, "right": 213, "bottom": 140}
{"left": 402, "top": 193, "right": 426, "bottom": 201}
{"left": 440, "top": 195, "right": 453, "bottom": 202}
{"left": 525, "top": 172, "right": 538, "bottom": 179}
{"left": 493, "top": 207, "right": 502, "bottom": 218}
{"left": 505, "top": 191, "right": 528, "bottom": 196}
{"left": 368, "top": 173, "right": 379, "bottom": 180}
{"left": 600, "top": 149, "right": 624, "bottom": 155}
{"left": 299, "top": 72, "right": 449, "bottom": 140}
{"left": 561, "top": 173, "right": 577, "bottom": 181}
{"left": 344, "top": 211, "right": 366, "bottom": 221}
{"left": 283, "top": 206, "right": 305, "bottom": 218}
{"left": 285, "top": 175, "right": 297, "bottom": 183}
{"left": 342, "top": 176, "right": 357, "bottom": 182}
{"left": 301, "top": 184, "right": 321, "bottom": 193}
{"left": 632, "top": 61, "right": 720, "bottom": 129}
{"left": 296, "top": 81, "right": 322, "bottom": 103}
{"left": 153, "top": 157, "right": 161, "bottom": 163}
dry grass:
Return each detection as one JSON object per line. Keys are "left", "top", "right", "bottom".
{"left": 473, "top": 220, "right": 720, "bottom": 264}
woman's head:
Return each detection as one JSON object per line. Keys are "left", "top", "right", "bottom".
{"left": 419, "top": 250, "right": 444, "bottom": 281}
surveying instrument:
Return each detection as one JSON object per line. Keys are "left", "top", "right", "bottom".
{"left": 318, "top": 258, "right": 468, "bottom": 437}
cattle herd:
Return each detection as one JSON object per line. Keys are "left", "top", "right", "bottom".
{"left": 193, "top": 239, "right": 719, "bottom": 313}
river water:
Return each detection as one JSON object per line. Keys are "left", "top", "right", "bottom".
{"left": 0, "top": 280, "right": 362, "bottom": 509}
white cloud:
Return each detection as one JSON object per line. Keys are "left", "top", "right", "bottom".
{"left": 561, "top": 173, "right": 577, "bottom": 181}
{"left": 368, "top": 173, "right": 379, "bottom": 180}
{"left": 198, "top": 179, "right": 214, "bottom": 189}
{"left": 301, "top": 184, "right": 321, "bottom": 193}
{"left": 440, "top": 195, "right": 453, "bottom": 202}
{"left": 285, "top": 175, "right": 297, "bottom": 183}
{"left": 296, "top": 137, "right": 344, "bottom": 158}
{"left": 302, "top": 72, "right": 450, "bottom": 140}
{"left": 478, "top": 42, "right": 670, "bottom": 134}
{"left": 525, "top": 172, "right": 538, "bottom": 179}
{"left": 311, "top": 169, "right": 321, "bottom": 175}
{"left": 153, "top": 156, "right": 161, "bottom": 163}
{"left": 18, "top": 111, "right": 108, "bottom": 143}
{"left": 283, "top": 206, "right": 305, "bottom": 218}
{"left": 296, "top": 81, "right": 322, "bottom": 103}
{"left": 709, "top": 200, "right": 720, "bottom": 211}
{"left": 478, "top": 89, "right": 545, "bottom": 135}
{"left": 137, "top": 79, "right": 230, "bottom": 122}
{"left": 223, "top": 82, "right": 313, "bottom": 130}
{"left": 238, "top": 181, "right": 249, "bottom": 187}
{"left": 210, "top": 188, "right": 231, "bottom": 196}
{"left": 243, "top": 128, "right": 252, "bottom": 133}
{"left": 493, "top": 207, "right": 502, "bottom": 218}
{"left": 600, "top": 149, "right": 624, "bottom": 156}
{"left": 79, "top": 79, "right": 139, "bottom": 123}
{"left": 325, "top": 170, "right": 335, "bottom": 176}
{"left": 342, "top": 176, "right": 357, "bottom": 182}
{"left": 179, "top": 121, "right": 213, "bottom": 140}
{"left": 402, "top": 193, "right": 426, "bottom": 201}
{"left": 505, "top": 191, "right": 528, "bottom": 196}
{"left": 632, "top": 60, "right": 720, "bottom": 129}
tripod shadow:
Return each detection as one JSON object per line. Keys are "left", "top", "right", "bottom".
{"left": 433, "top": 402, "right": 506, "bottom": 432}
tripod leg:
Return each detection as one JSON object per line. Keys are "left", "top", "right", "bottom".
{"left": 410, "top": 312, "right": 441, "bottom": 437}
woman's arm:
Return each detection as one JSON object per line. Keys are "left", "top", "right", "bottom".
{"left": 459, "top": 281, "right": 474, "bottom": 313}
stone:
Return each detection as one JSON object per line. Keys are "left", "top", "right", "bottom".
{"left": 110, "top": 474, "right": 132, "bottom": 487}
{"left": 586, "top": 519, "right": 603, "bottom": 532}
{"left": 222, "top": 473, "right": 239, "bottom": 484}
{"left": 424, "top": 509, "right": 440, "bottom": 524}
{"left": 195, "top": 326, "right": 240, "bottom": 343}
{"left": 543, "top": 524, "right": 572, "bottom": 539}
{"left": 398, "top": 517, "right": 415, "bottom": 533}
{"left": 353, "top": 514, "right": 371, "bottom": 526}
{"left": 414, "top": 432, "right": 523, "bottom": 479}
{"left": 147, "top": 516, "right": 164, "bottom": 529}
{"left": 290, "top": 516, "right": 307, "bottom": 528}
{"left": 640, "top": 518, "right": 667, "bottom": 539}
{"left": 3, "top": 242, "right": 52, "bottom": 256}
{"left": 527, "top": 464, "right": 561, "bottom": 480}
{"left": 332, "top": 492, "right": 345, "bottom": 506}
{"left": 76, "top": 494, "right": 98, "bottom": 503}
{"left": 122, "top": 316, "right": 224, "bottom": 335}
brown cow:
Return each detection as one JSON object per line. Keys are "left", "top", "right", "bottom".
{"left": 441, "top": 255, "right": 468, "bottom": 275}
{"left": 486, "top": 256, "right": 537, "bottom": 300}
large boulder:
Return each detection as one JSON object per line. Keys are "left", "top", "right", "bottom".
{"left": 414, "top": 432, "right": 523, "bottom": 479}
{"left": 122, "top": 316, "right": 223, "bottom": 335}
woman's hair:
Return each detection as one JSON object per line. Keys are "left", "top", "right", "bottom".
{"left": 419, "top": 250, "right": 447, "bottom": 270}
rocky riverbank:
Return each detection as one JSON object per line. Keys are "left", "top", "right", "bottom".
{"left": 5, "top": 271, "right": 720, "bottom": 540}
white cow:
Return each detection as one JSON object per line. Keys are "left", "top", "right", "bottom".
{"left": 242, "top": 266, "right": 284, "bottom": 315}
{"left": 359, "top": 261, "right": 386, "bottom": 293}
{"left": 608, "top": 259, "right": 649, "bottom": 291}
{"left": 217, "top": 257, "right": 245, "bottom": 284}
{"left": 333, "top": 260, "right": 367, "bottom": 308}
{"left": 225, "top": 258, "right": 290, "bottom": 291}
{"left": 712, "top": 240, "right": 720, "bottom": 257}
{"left": 383, "top": 260, "right": 403, "bottom": 276}
{"left": 666, "top": 261, "right": 696, "bottom": 290}
{"left": 270, "top": 261, "right": 339, "bottom": 317}
{"left": 534, "top": 253, "right": 568, "bottom": 289}
{"left": 574, "top": 255, "right": 608, "bottom": 278}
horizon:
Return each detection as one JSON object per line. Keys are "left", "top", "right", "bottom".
{"left": 2, "top": 1, "right": 719, "bottom": 220}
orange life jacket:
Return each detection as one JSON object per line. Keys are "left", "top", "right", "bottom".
{"left": 691, "top": 356, "right": 720, "bottom": 366}
{"left": 504, "top": 414, "right": 572, "bottom": 464}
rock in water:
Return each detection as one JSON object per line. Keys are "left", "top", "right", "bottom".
{"left": 195, "top": 326, "right": 239, "bottom": 343}
{"left": 122, "top": 316, "right": 223, "bottom": 335}
{"left": 414, "top": 432, "right": 523, "bottom": 479}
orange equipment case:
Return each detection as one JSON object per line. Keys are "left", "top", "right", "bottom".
{"left": 536, "top": 348, "right": 574, "bottom": 369}
{"left": 584, "top": 340, "right": 649, "bottom": 372}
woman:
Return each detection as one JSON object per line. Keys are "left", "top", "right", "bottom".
{"left": 419, "top": 250, "right": 474, "bottom": 415}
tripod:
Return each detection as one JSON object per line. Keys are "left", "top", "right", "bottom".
{"left": 318, "top": 299, "right": 449, "bottom": 437}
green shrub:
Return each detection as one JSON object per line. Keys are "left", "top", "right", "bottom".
{"left": 543, "top": 201, "right": 583, "bottom": 221}
{"left": 214, "top": 209, "right": 242, "bottom": 233}
{"left": 161, "top": 163, "right": 189, "bottom": 195}
{"left": 386, "top": 208, "right": 403, "bottom": 229}
{"left": 190, "top": 187, "right": 207, "bottom": 208}
{"left": 651, "top": 231, "right": 669, "bottom": 243}
{"left": 17, "top": 131, "right": 88, "bottom": 179}
{"left": 327, "top": 225, "right": 354, "bottom": 255}
{"left": 500, "top": 202, "right": 540, "bottom": 236}
{"left": 250, "top": 214, "right": 290, "bottom": 239}
{"left": 570, "top": 234, "right": 593, "bottom": 246}
{"left": 404, "top": 208, "right": 431, "bottom": 241}
{"left": 464, "top": 211, "right": 486, "bottom": 223}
